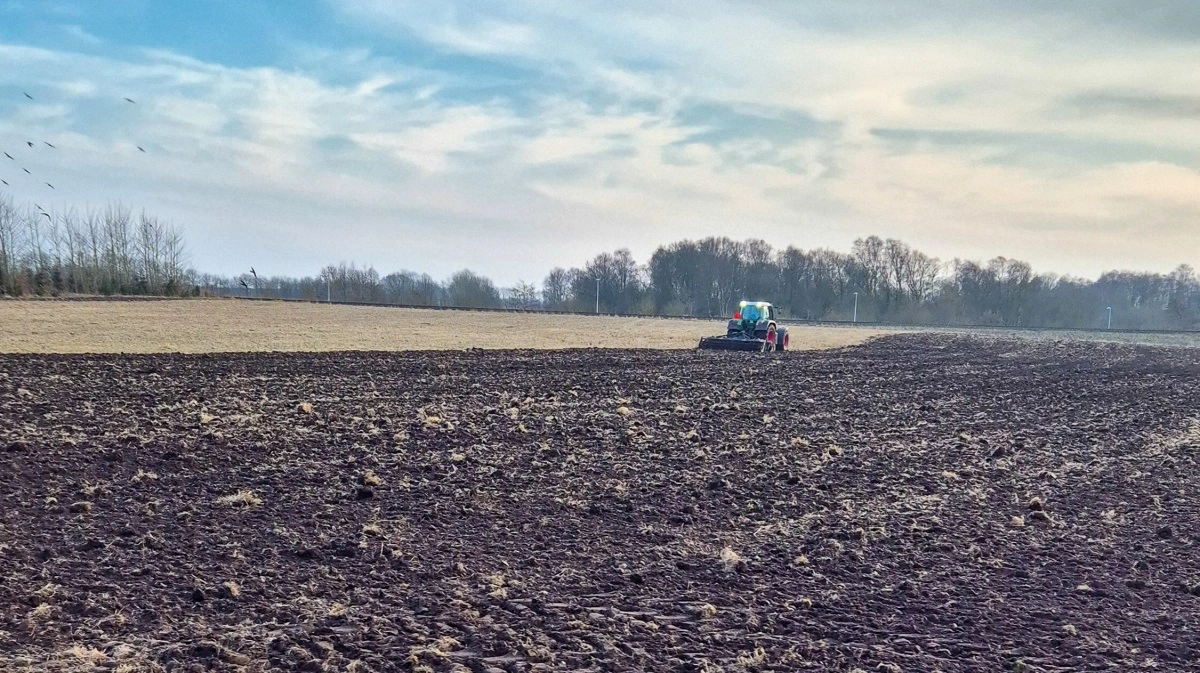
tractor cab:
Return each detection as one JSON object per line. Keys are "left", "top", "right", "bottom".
{"left": 728, "top": 301, "right": 782, "bottom": 342}
{"left": 734, "top": 301, "right": 776, "bottom": 324}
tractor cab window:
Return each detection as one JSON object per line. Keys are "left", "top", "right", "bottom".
{"left": 740, "top": 304, "right": 762, "bottom": 322}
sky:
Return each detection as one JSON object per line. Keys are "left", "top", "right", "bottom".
{"left": 1, "top": 0, "right": 1198, "bottom": 285}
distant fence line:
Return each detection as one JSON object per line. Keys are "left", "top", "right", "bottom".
{"left": 7, "top": 293, "right": 1200, "bottom": 336}
{"left": 222, "top": 295, "right": 1200, "bottom": 336}
{"left": 1, "top": 295, "right": 181, "bottom": 303}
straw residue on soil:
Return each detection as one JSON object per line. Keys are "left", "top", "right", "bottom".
{"left": 0, "top": 299, "right": 881, "bottom": 353}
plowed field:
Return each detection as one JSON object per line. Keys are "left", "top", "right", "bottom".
{"left": 2, "top": 335, "right": 1199, "bottom": 672}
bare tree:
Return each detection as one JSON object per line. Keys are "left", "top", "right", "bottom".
{"left": 541, "top": 268, "right": 571, "bottom": 310}
{"left": 446, "top": 269, "right": 501, "bottom": 308}
{"left": 506, "top": 280, "right": 540, "bottom": 309}
{"left": 0, "top": 194, "right": 21, "bottom": 295}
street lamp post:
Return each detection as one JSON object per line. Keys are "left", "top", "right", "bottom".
{"left": 852, "top": 292, "right": 859, "bottom": 323}
{"left": 1107, "top": 306, "right": 1112, "bottom": 330}
{"left": 595, "top": 278, "right": 600, "bottom": 314}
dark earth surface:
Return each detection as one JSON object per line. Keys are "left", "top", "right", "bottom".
{"left": 1, "top": 334, "right": 1199, "bottom": 672}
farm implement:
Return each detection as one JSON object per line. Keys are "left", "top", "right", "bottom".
{"left": 697, "top": 300, "right": 789, "bottom": 352}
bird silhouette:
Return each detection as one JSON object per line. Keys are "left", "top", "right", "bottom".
{"left": 3, "top": 153, "right": 12, "bottom": 160}
{"left": 41, "top": 212, "right": 50, "bottom": 220}
{"left": 123, "top": 97, "right": 136, "bottom": 104}
{"left": 44, "top": 142, "right": 56, "bottom": 149}
{"left": 239, "top": 279, "right": 249, "bottom": 288}
{"left": 250, "top": 267, "right": 257, "bottom": 277}
{"left": 23, "top": 92, "right": 33, "bottom": 100}
{"left": 22, "top": 168, "right": 30, "bottom": 174}
{"left": 26, "top": 141, "right": 33, "bottom": 148}
{"left": 35, "top": 204, "right": 43, "bottom": 211}
{"left": 1, "top": 180, "right": 7, "bottom": 186}
{"left": 137, "top": 146, "right": 146, "bottom": 153}
{"left": 45, "top": 183, "right": 54, "bottom": 189}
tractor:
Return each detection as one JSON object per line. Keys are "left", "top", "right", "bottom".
{"left": 697, "top": 301, "right": 789, "bottom": 352}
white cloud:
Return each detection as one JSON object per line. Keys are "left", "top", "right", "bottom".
{"left": 352, "top": 106, "right": 521, "bottom": 172}
{"left": 1, "top": 1, "right": 1198, "bottom": 284}
{"left": 54, "top": 79, "right": 98, "bottom": 97}
{"left": 60, "top": 24, "right": 101, "bottom": 45}
{"left": 336, "top": 0, "right": 539, "bottom": 56}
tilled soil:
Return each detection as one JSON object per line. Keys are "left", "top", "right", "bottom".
{"left": 2, "top": 334, "right": 1199, "bottom": 673}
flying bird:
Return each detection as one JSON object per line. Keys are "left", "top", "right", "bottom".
{"left": 22, "top": 168, "right": 30, "bottom": 174}
{"left": 250, "top": 267, "right": 257, "bottom": 277}
{"left": 23, "top": 92, "right": 33, "bottom": 100}
{"left": 123, "top": 97, "right": 136, "bottom": 104}
{"left": 45, "top": 183, "right": 54, "bottom": 189}
{"left": 44, "top": 142, "right": 56, "bottom": 149}
{"left": 26, "top": 141, "right": 33, "bottom": 148}
{"left": 1, "top": 180, "right": 7, "bottom": 186}
{"left": 137, "top": 146, "right": 146, "bottom": 153}
{"left": 41, "top": 212, "right": 50, "bottom": 220}
{"left": 35, "top": 204, "right": 43, "bottom": 211}
{"left": 239, "top": 279, "right": 249, "bottom": 288}
{"left": 3, "top": 153, "right": 12, "bottom": 160}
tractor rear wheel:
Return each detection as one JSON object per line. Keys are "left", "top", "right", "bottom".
{"left": 777, "top": 330, "right": 787, "bottom": 352}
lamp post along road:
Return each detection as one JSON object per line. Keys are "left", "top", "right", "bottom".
{"left": 1107, "top": 306, "right": 1112, "bottom": 330}
{"left": 595, "top": 278, "right": 600, "bottom": 314}
{"left": 853, "top": 292, "right": 859, "bottom": 323}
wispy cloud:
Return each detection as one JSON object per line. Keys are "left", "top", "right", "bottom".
{"left": 1060, "top": 90, "right": 1200, "bottom": 120}
{"left": 60, "top": 24, "right": 101, "bottom": 45}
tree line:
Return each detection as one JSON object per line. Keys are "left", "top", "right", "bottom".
{"left": 538, "top": 237, "right": 1199, "bottom": 329}
{"left": 4, "top": 191, "right": 1197, "bottom": 330}
{"left": 206, "top": 236, "right": 1198, "bottom": 331}
{"left": 198, "top": 264, "right": 508, "bottom": 310}
{"left": 0, "top": 194, "right": 191, "bottom": 296}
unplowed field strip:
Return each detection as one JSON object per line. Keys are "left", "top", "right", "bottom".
{"left": 0, "top": 299, "right": 884, "bottom": 353}
{"left": 2, "top": 334, "right": 1199, "bottom": 671}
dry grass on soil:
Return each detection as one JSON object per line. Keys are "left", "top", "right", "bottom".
{"left": 0, "top": 298, "right": 884, "bottom": 354}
